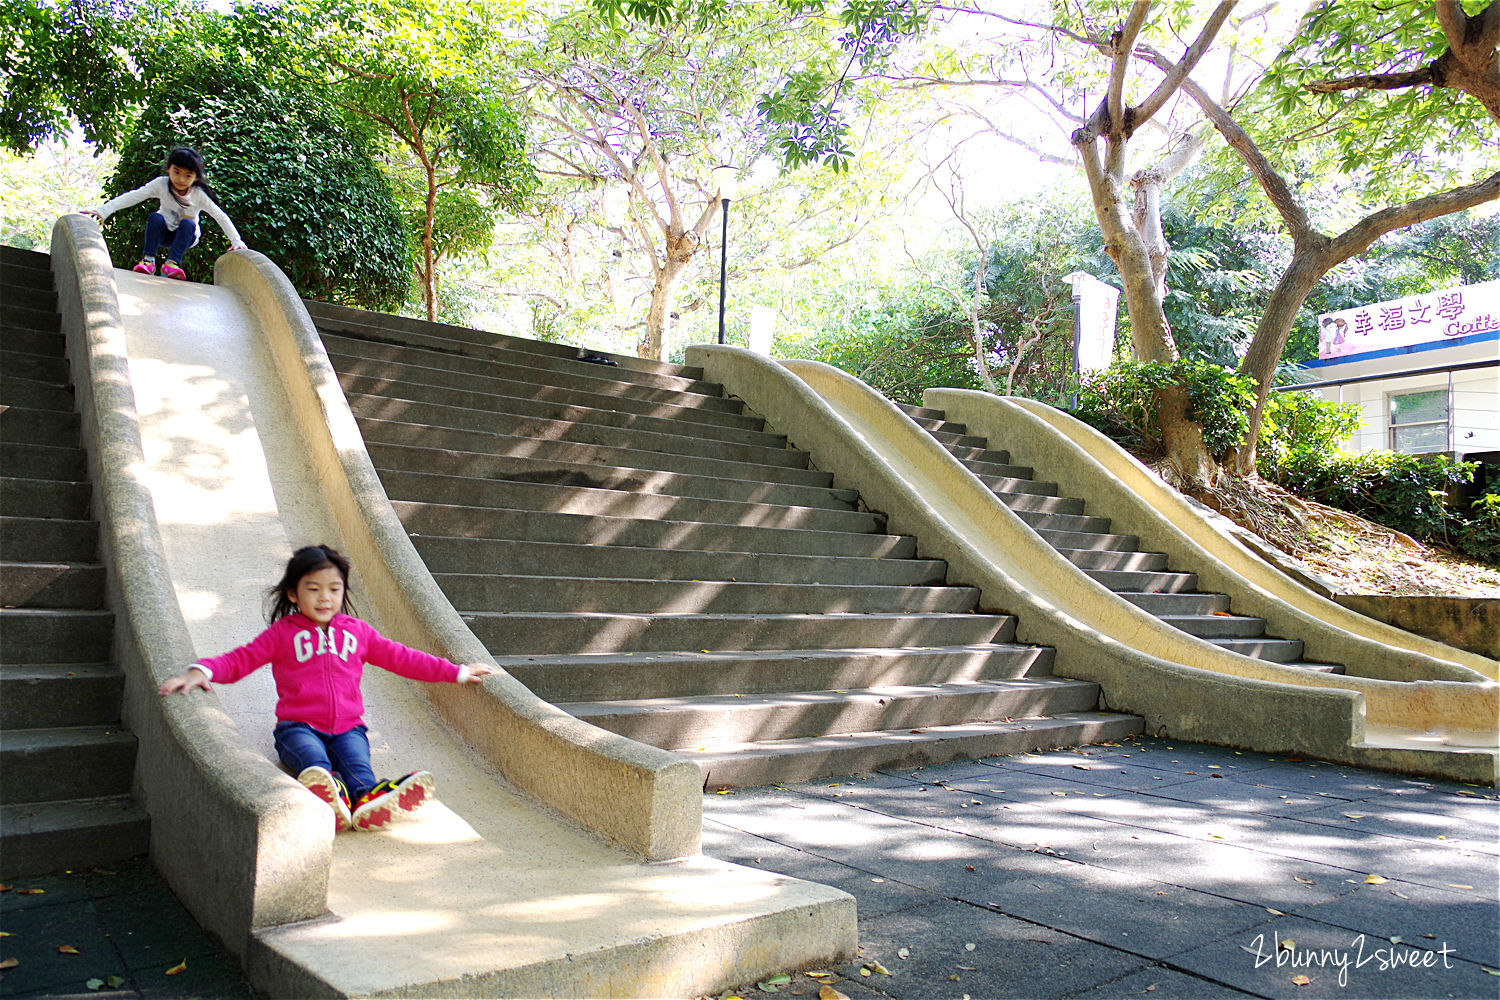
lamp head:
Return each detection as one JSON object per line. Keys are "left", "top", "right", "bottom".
{"left": 712, "top": 164, "right": 739, "bottom": 203}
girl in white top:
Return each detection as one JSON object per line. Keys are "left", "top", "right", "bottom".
{"left": 83, "top": 147, "right": 246, "bottom": 280}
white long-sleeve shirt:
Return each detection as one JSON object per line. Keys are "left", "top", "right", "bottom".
{"left": 94, "top": 176, "right": 245, "bottom": 249}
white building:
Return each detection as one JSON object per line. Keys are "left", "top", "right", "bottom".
{"left": 1289, "top": 279, "right": 1500, "bottom": 462}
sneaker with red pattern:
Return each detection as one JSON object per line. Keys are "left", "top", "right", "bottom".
{"left": 297, "top": 765, "right": 353, "bottom": 832}
{"left": 351, "top": 771, "right": 435, "bottom": 831}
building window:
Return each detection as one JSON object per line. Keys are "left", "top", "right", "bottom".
{"left": 1388, "top": 388, "right": 1449, "bottom": 454}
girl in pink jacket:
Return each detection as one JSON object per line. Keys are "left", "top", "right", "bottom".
{"left": 159, "top": 545, "right": 493, "bottom": 832}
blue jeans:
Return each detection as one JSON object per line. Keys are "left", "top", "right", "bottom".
{"left": 273, "top": 721, "right": 376, "bottom": 799}
{"left": 142, "top": 212, "right": 198, "bottom": 264}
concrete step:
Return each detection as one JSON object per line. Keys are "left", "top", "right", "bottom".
{"left": 346, "top": 388, "right": 788, "bottom": 452}
{"left": 1010, "top": 506, "right": 1115, "bottom": 535}
{"left": 0, "top": 348, "right": 67, "bottom": 383}
{"left": 367, "top": 442, "right": 856, "bottom": 510}
{"left": 380, "top": 471, "right": 883, "bottom": 533}
{"left": 930, "top": 427, "right": 992, "bottom": 451}
{"left": 993, "top": 489, "right": 1088, "bottom": 517}
{"left": 0, "top": 561, "right": 106, "bottom": 608}
{"left": 682, "top": 712, "right": 1145, "bottom": 788}
{"left": 0, "top": 796, "right": 150, "bottom": 878}
{"left": 0, "top": 477, "right": 91, "bottom": 519}
{"left": 417, "top": 536, "right": 948, "bottom": 586}
{"left": 1035, "top": 526, "right": 1141, "bottom": 552}
{"left": 0, "top": 609, "right": 114, "bottom": 663}
{"left": 353, "top": 395, "right": 801, "bottom": 468}
{"left": 0, "top": 305, "right": 61, "bottom": 335}
{"left": 1080, "top": 567, "right": 1200, "bottom": 593}
{"left": 0, "top": 516, "right": 99, "bottom": 562}
{"left": 306, "top": 299, "right": 701, "bottom": 381}
{"left": 1115, "top": 591, "right": 1231, "bottom": 615}
{"left": 1, "top": 442, "right": 87, "bottom": 480}
{"left": 0, "top": 664, "right": 123, "bottom": 729}
{"left": 0, "top": 244, "right": 51, "bottom": 269}
{"left": 396, "top": 506, "right": 913, "bottom": 559}
{"left": 439, "top": 575, "right": 978, "bottom": 615}
{"left": 0, "top": 726, "right": 138, "bottom": 804}
{"left": 337, "top": 366, "right": 767, "bottom": 434}
{"left": 1281, "top": 661, "right": 1348, "bottom": 674}
{"left": 954, "top": 456, "right": 1035, "bottom": 480}
{"left": 973, "top": 472, "right": 1063, "bottom": 497}
{"left": 322, "top": 330, "right": 722, "bottom": 397}
{"left": 358, "top": 417, "right": 830, "bottom": 489}
{"left": 495, "top": 641, "right": 1050, "bottom": 702}
{"left": 463, "top": 611, "right": 1015, "bottom": 656}
{"left": 0, "top": 404, "right": 82, "bottom": 448}
{"left": 1159, "top": 613, "right": 1270, "bottom": 640}
{"left": 328, "top": 348, "right": 745, "bottom": 420}
{"left": 1057, "top": 547, "right": 1169, "bottom": 572}
{"left": 941, "top": 442, "right": 1016, "bottom": 466}
{"left": 566, "top": 678, "right": 1106, "bottom": 748}
{"left": 0, "top": 327, "right": 64, "bottom": 358}
{"left": 0, "top": 281, "right": 57, "bottom": 314}
{"left": 1209, "top": 636, "right": 1306, "bottom": 663}
{"left": 0, "top": 376, "right": 75, "bottom": 412}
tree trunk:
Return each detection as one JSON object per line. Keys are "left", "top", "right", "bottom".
{"left": 422, "top": 166, "right": 439, "bottom": 322}
{"left": 643, "top": 227, "right": 702, "bottom": 360}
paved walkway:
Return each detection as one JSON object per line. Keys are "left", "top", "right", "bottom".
{"left": 3, "top": 736, "right": 1495, "bottom": 998}
{"left": 703, "top": 736, "right": 1499, "bottom": 1000}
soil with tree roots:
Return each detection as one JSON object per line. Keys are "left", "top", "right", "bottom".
{"left": 1171, "top": 470, "right": 1500, "bottom": 598}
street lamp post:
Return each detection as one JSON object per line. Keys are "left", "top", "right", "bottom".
{"left": 713, "top": 165, "right": 738, "bottom": 345}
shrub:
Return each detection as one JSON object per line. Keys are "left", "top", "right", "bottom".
{"left": 1072, "top": 359, "right": 1257, "bottom": 459}
{"left": 104, "top": 61, "right": 410, "bottom": 310}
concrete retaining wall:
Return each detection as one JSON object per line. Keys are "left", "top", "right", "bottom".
{"left": 1333, "top": 595, "right": 1500, "bottom": 660}
{"left": 49, "top": 216, "right": 330, "bottom": 955}
{"left": 214, "top": 252, "right": 703, "bottom": 860}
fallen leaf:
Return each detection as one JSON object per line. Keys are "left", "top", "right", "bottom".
{"left": 1291, "top": 974, "right": 1312, "bottom": 986}
{"left": 0, "top": 885, "right": 8, "bottom": 893}
{"left": 1447, "top": 884, "right": 1474, "bottom": 890}
{"left": 166, "top": 959, "right": 188, "bottom": 976}
{"left": 1365, "top": 875, "right": 1388, "bottom": 884}
{"left": 818, "top": 987, "right": 849, "bottom": 1000}
{"left": 948, "top": 974, "right": 960, "bottom": 981}
{"left": 859, "top": 968, "right": 871, "bottom": 977}
{"left": 1342, "top": 813, "right": 1366, "bottom": 819}
{"left": 106, "top": 976, "right": 124, "bottom": 988}
{"left": 0, "top": 932, "right": 9, "bottom": 938}
{"left": 1073, "top": 764, "right": 1092, "bottom": 770}
{"left": 897, "top": 947, "right": 910, "bottom": 959}
{"left": 1266, "top": 907, "right": 1285, "bottom": 916}
{"left": 964, "top": 942, "right": 976, "bottom": 951}
{"left": 16, "top": 889, "right": 44, "bottom": 895}
{"left": 1293, "top": 876, "right": 1316, "bottom": 885}
{"left": 867, "top": 961, "right": 890, "bottom": 975}
{"left": 965, "top": 865, "right": 975, "bottom": 871}
{"left": 0, "top": 959, "right": 18, "bottom": 971}
{"left": 1390, "top": 936, "right": 1403, "bottom": 945}
{"left": 86, "top": 978, "right": 103, "bottom": 991}
{"left": 58, "top": 945, "right": 81, "bottom": 955}
{"left": 1280, "top": 939, "right": 1295, "bottom": 951}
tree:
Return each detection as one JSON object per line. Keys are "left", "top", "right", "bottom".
{"left": 272, "top": 0, "right": 538, "bottom": 321}
{"left": 104, "top": 61, "right": 412, "bottom": 308}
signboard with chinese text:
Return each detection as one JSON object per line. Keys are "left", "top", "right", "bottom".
{"left": 1317, "top": 279, "right": 1500, "bottom": 360}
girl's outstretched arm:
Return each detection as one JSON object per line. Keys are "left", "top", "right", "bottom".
{"left": 460, "top": 663, "right": 496, "bottom": 684}
{"left": 159, "top": 665, "right": 212, "bottom": 696}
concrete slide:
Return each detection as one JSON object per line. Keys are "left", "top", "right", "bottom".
{"left": 686, "top": 346, "right": 1498, "bottom": 786}
{"left": 51, "top": 216, "right": 852, "bottom": 998}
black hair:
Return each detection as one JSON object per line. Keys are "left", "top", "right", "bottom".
{"left": 165, "top": 146, "right": 220, "bottom": 201}
{"left": 266, "top": 545, "right": 356, "bottom": 623}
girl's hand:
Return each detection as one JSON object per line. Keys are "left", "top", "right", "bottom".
{"left": 228, "top": 242, "right": 247, "bottom": 252}
{"left": 461, "top": 663, "right": 496, "bottom": 684}
{"left": 80, "top": 209, "right": 101, "bottom": 221}
{"left": 159, "top": 667, "right": 211, "bottom": 696}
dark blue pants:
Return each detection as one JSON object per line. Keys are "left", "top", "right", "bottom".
{"left": 273, "top": 721, "right": 376, "bottom": 799}
{"left": 142, "top": 212, "right": 198, "bottom": 264}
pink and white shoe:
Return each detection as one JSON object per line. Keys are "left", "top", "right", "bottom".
{"left": 298, "top": 766, "right": 353, "bottom": 832}
{"left": 351, "top": 771, "right": 435, "bottom": 831}
{"left": 161, "top": 261, "right": 187, "bottom": 280}
{"left": 132, "top": 260, "right": 156, "bottom": 275}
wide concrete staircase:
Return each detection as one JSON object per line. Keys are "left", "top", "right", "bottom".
{"left": 0, "top": 245, "right": 149, "bottom": 877}
{"left": 304, "top": 301, "right": 1141, "bottom": 787}
{"left": 899, "top": 401, "right": 1349, "bottom": 675}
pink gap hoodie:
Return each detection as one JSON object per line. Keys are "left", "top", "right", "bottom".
{"left": 190, "top": 612, "right": 467, "bottom": 734}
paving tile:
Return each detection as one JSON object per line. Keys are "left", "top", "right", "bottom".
{"left": 840, "top": 899, "right": 1149, "bottom": 999}
{"left": 1063, "top": 964, "right": 1256, "bottom": 998}
{"left": 1295, "top": 799, "right": 1500, "bottom": 854}
{"left": 0, "top": 900, "right": 116, "bottom": 998}
{"left": 1288, "top": 879, "right": 1500, "bottom": 967}
{"left": 1169, "top": 914, "right": 1498, "bottom": 999}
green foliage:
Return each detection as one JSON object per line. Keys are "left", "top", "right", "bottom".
{"left": 105, "top": 61, "right": 410, "bottom": 308}
{"left": 1072, "top": 359, "right": 1258, "bottom": 459}
{"left": 1457, "top": 493, "right": 1500, "bottom": 565}
{"left": 1254, "top": 390, "right": 1362, "bottom": 470}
